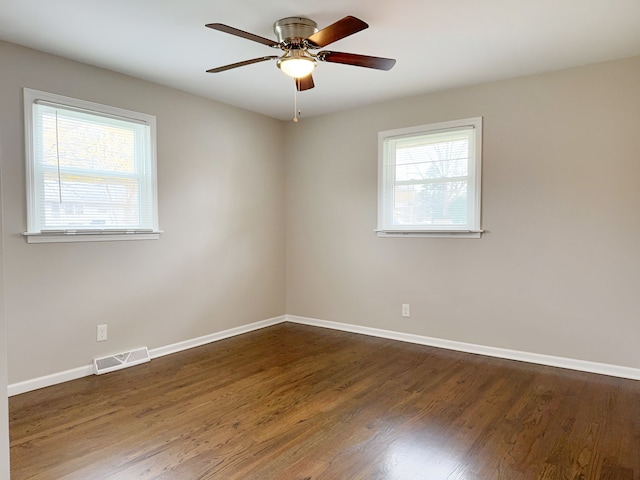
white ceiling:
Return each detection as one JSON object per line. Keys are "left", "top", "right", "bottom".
{"left": 2, "top": 0, "right": 640, "bottom": 121}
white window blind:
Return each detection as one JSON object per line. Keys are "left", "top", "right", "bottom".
{"left": 24, "top": 89, "right": 159, "bottom": 242}
{"left": 378, "top": 117, "right": 482, "bottom": 237}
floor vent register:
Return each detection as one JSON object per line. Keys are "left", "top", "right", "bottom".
{"left": 93, "top": 347, "right": 150, "bottom": 375}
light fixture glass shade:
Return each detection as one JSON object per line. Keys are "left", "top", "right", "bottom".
{"left": 277, "top": 52, "right": 316, "bottom": 78}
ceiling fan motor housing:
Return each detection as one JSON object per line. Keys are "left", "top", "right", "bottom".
{"left": 274, "top": 17, "right": 318, "bottom": 47}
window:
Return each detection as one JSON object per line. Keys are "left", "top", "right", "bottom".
{"left": 377, "top": 117, "right": 482, "bottom": 238}
{"left": 23, "top": 88, "right": 159, "bottom": 243}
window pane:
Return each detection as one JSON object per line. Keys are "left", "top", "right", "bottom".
{"left": 393, "top": 181, "right": 467, "bottom": 226}
{"left": 395, "top": 139, "right": 469, "bottom": 181}
{"left": 379, "top": 119, "right": 481, "bottom": 233}
{"left": 40, "top": 109, "right": 136, "bottom": 173}
{"left": 42, "top": 171, "right": 140, "bottom": 228}
{"left": 25, "top": 89, "right": 158, "bottom": 239}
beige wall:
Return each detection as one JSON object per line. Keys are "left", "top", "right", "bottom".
{"left": 3, "top": 37, "right": 638, "bottom": 479}
{"left": 0, "top": 41, "right": 286, "bottom": 384}
{"left": 285, "top": 56, "right": 640, "bottom": 369}
{"left": 2, "top": 40, "right": 639, "bottom": 388}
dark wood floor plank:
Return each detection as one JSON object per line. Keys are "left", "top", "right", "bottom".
{"left": 10, "top": 323, "right": 640, "bottom": 479}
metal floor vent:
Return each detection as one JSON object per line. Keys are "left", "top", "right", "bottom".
{"left": 93, "top": 347, "right": 150, "bottom": 375}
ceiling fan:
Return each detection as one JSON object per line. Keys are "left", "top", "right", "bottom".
{"left": 205, "top": 16, "right": 396, "bottom": 91}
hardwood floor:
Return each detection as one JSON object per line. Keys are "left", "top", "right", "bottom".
{"left": 9, "top": 323, "right": 640, "bottom": 479}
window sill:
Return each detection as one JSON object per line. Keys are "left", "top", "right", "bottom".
{"left": 23, "top": 230, "right": 163, "bottom": 244}
{"left": 375, "top": 229, "right": 483, "bottom": 239}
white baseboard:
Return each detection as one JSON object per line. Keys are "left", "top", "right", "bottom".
{"left": 8, "top": 315, "right": 286, "bottom": 397}
{"left": 149, "top": 316, "right": 285, "bottom": 359}
{"left": 9, "top": 313, "right": 639, "bottom": 397}
{"left": 8, "top": 365, "right": 94, "bottom": 397}
{"left": 286, "top": 315, "right": 640, "bottom": 381}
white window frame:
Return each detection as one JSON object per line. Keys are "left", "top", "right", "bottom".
{"left": 377, "top": 117, "right": 483, "bottom": 238}
{"left": 23, "top": 88, "right": 161, "bottom": 243}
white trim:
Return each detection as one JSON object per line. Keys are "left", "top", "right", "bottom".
{"left": 24, "top": 231, "right": 162, "bottom": 243}
{"left": 149, "top": 316, "right": 285, "bottom": 359}
{"left": 7, "top": 315, "right": 286, "bottom": 396}
{"left": 286, "top": 315, "right": 640, "bottom": 381}
{"left": 375, "top": 230, "right": 482, "bottom": 238}
{"left": 22, "top": 88, "right": 159, "bottom": 239}
{"left": 9, "top": 313, "right": 638, "bottom": 396}
{"left": 378, "top": 117, "right": 483, "bottom": 234}
{"left": 8, "top": 365, "right": 94, "bottom": 397}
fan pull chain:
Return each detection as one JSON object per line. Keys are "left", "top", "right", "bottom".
{"left": 293, "top": 84, "right": 301, "bottom": 123}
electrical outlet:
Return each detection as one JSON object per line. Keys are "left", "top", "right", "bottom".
{"left": 402, "top": 304, "right": 410, "bottom": 318}
{"left": 97, "top": 324, "right": 108, "bottom": 342}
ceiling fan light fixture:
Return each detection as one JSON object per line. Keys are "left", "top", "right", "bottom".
{"left": 277, "top": 51, "right": 317, "bottom": 78}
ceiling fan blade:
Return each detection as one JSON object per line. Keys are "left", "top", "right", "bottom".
{"left": 295, "top": 75, "right": 315, "bottom": 91}
{"left": 318, "top": 51, "right": 396, "bottom": 70}
{"left": 206, "top": 23, "right": 279, "bottom": 48}
{"left": 306, "top": 16, "right": 368, "bottom": 48}
{"left": 207, "top": 56, "right": 279, "bottom": 73}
